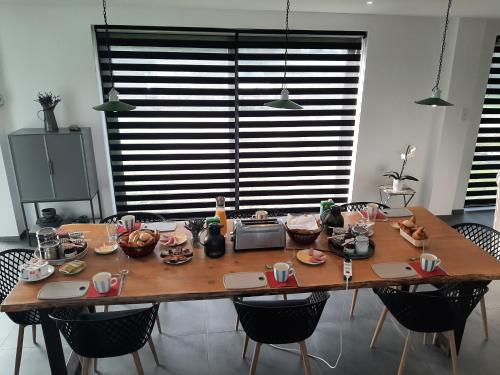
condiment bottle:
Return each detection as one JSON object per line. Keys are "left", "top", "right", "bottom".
{"left": 214, "top": 196, "right": 227, "bottom": 235}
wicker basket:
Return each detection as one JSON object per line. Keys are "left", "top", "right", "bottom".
{"left": 118, "top": 230, "right": 158, "bottom": 258}
{"left": 285, "top": 222, "right": 323, "bottom": 245}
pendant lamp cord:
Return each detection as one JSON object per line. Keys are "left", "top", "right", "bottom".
{"left": 433, "top": 0, "right": 452, "bottom": 91}
{"left": 282, "top": 0, "right": 290, "bottom": 90}
{"left": 102, "top": 0, "right": 114, "bottom": 88}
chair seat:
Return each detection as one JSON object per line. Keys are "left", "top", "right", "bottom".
{"left": 7, "top": 309, "right": 41, "bottom": 326}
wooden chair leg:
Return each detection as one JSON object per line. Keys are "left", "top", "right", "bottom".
{"left": 480, "top": 297, "right": 488, "bottom": 340}
{"left": 81, "top": 357, "right": 90, "bottom": 375}
{"left": 249, "top": 342, "right": 261, "bottom": 375}
{"left": 448, "top": 331, "right": 459, "bottom": 375}
{"left": 103, "top": 305, "right": 109, "bottom": 312}
{"left": 410, "top": 284, "right": 419, "bottom": 293}
{"left": 370, "top": 307, "right": 388, "bottom": 349}
{"left": 397, "top": 330, "right": 414, "bottom": 375}
{"left": 242, "top": 334, "right": 249, "bottom": 359}
{"left": 148, "top": 338, "right": 160, "bottom": 366}
{"left": 283, "top": 294, "right": 288, "bottom": 301}
{"left": 299, "top": 341, "right": 312, "bottom": 375}
{"left": 31, "top": 325, "right": 37, "bottom": 344}
{"left": 155, "top": 315, "right": 162, "bottom": 334}
{"left": 93, "top": 358, "right": 98, "bottom": 373}
{"left": 132, "top": 351, "right": 145, "bottom": 375}
{"left": 432, "top": 333, "right": 438, "bottom": 345}
{"left": 235, "top": 316, "right": 240, "bottom": 331}
{"left": 14, "top": 325, "right": 25, "bottom": 375}
{"left": 350, "top": 290, "right": 359, "bottom": 318}
{"left": 423, "top": 333, "right": 427, "bottom": 345}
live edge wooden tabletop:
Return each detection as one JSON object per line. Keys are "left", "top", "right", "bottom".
{"left": 2, "top": 206, "right": 500, "bottom": 313}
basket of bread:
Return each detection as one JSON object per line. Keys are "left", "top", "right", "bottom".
{"left": 398, "top": 217, "right": 429, "bottom": 247}
{"left": 118, "top": 229, "right": 160, "bottom": 258}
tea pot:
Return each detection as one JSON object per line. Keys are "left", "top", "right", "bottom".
{"left": 200, "top": 223, "right": 226, "bottom": 258}
{"left": 320, "top": 205, "right": 344, "bottom": 236}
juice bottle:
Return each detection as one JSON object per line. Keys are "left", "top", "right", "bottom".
{"left": 215, "top": 196, "right": 227, "bottom": 235}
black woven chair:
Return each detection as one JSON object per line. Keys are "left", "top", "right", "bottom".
{"left": 100, "top": 211, "right": 166, "bottom": 224}
{"left": 50, "top": 304, "right": 159, "bottom": 375}
{"left": 450, "top": 223, "right": 500, "bottom": 339}
{"left": 339, "top": 202, "right": 389, "bottom": 317}
{"left": 0, "top": 249, "right": 40, "bottom": 375}
{"left": 371, "top": 283, "right": 488, "bottom": 375}
{"left": 233, "top": 292, "right": 330, "bottom": 375}
{"left": 100, "top": 211, "right": 165, "bottom": 333}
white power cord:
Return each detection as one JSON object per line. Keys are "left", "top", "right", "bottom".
{"left": 269, "top": 278, "right": 349, "bottom": 369}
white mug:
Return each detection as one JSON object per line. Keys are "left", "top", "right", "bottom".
{"left": 273, "top": 262, "right": 295, "bottom": 283}
{"left": 253, "top": 210, "right": 268, "bottom": 220}
{"left": 420, "top": 253, "right": 441, "bottom": 272}
{"left": 92, "top": 272, "right": 118, "bottom": 294}
{"left": 118, "top": 215, "right": 135, "bottom": 232}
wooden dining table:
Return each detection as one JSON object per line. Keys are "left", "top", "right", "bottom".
{"left": 2, "top": 206, "right": 500, "bottom": 375}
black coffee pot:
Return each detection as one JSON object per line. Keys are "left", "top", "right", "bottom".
{"left": 320, "top": 205, "right": 344, "bottom": 236}
{"left": 200, "top": 223, "right": 226, "bottom": 258}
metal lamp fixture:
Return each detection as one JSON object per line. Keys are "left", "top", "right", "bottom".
{"left": 93, "top": 0, "right": 135, "bottom": 112}
{"left": 264, "top": 0, "right": 303, "bottom": 110}
{"left": 415, "top": 0, "right": 454, "bottom": 107}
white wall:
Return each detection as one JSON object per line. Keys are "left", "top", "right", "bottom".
{"left": 0, "top": 1, "right": 497, "bottom": 235}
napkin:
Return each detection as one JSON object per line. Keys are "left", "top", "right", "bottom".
{"left": 286, "top": 214, "right": 319, "bottom": 231}
{"left": 360, "top": 210, "right": 386, "bottom": 221}
{"left": 87, "top": 277, "right": 123, "bottom": 298}
{"left": 410, "top": 261, "right": 447, "bottom": 278}
{"left": 265, "top": 271, "right": 299, "bottom": 288}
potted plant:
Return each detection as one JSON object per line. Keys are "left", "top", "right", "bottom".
{"left": 35, "top": 92, "right": 61, "bottom": 132}
{"left": 383, "top": 145, "right": 418, "bottom": 192}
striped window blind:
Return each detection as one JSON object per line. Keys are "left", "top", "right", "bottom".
{"left": 95, "top": 26, "right": 365, "bottom": 218}
{"left": 465, "top": 37, "right": 500, "bottom": 207}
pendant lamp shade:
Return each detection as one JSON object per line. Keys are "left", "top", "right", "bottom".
{"left": 264, "top": 88, "right": 303, "bottom": 110}
{"left": 94, "top": 0, "right": 135, "bottom": 112}
{"left": 93, "top": 88, "right": 136, "bottom": 112}
{"left": 415, "top": 0, "right": 454, "bottom": 107}
{"left": 264, "top": 0, "right": 302, "bottom": 110}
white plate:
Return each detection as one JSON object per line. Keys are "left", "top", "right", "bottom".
{"left": 159, "top": 233, "right": 187, "bottom": 247}
{"left": 19, "top": 265, "right": 55, "bottom": 282}
{"left": 296, "top": 249, "right": 327, "bottom": 265}
{"left": 94, "top": 243, "right": 119, "bottom": 255}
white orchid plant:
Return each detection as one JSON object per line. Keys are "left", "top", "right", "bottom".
{"left": 383, "top": 145, "right": 419, "bottom": 182}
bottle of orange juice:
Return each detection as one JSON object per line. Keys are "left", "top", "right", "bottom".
{"left": 215, "top": 196, "right": 227, "bottom": 236}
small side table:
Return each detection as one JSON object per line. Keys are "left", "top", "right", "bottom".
{"left": 379, "top": 184, "right": 416, "bottom": 207}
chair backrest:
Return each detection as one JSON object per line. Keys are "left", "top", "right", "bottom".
{"left": 373, "top": 282, "right": 488, "bottom": 333}
{"left": 100, "top": 212, "right": 166, "bottom": 224}
{"left": 50, "top": 304, "right": 159, "bottom": 358}
{"left": 233, "top": 292, "right": 330, "bottom": 344}
{"left": 452, "top": 223, "right": 500, "bottom": 260}
{"left": 340, "top": 202, "right": 389, "bottom": 212}
{"left": 0, "top": 249, "right": 34, "bottom": 303}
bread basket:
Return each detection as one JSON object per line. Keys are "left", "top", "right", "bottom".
{"left": 285, "top": 221, "right": 323, "bottom": 245}
{"left": 118, "top": 230, "right": 159, "bottom": 258}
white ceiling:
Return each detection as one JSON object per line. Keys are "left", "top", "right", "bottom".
{"left": 3, "top": 0, "right": 500, "bottom": 18}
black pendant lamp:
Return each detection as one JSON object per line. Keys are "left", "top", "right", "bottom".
{"left": 264, "top": 0, "right": 302, "bottom": 110}
{"left": 93, "top": 0, "right": 135, "bottom": 112}
{"left": 415, "top": 0, "right": 454, "bottom": 107}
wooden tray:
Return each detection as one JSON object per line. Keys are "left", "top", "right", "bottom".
{"left": 328, "top": 238, "right": 375, "bottom": 260}
{"left": 400, "top": 229, "right": 429, "bottom": 248}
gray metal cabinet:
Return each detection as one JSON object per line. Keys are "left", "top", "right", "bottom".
{"left": 9, "top": 127, "right": 101, "bottom": 241}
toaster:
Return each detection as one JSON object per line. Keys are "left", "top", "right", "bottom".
{"left": 232, "top": 218, "right": 286, "bottom": 251}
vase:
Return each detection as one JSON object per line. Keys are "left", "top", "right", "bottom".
{"left": 39, "top": 104, "right": 59, "bottom": 132}
{"left": 392, "top": 179, "right": 403, "bottom": 192}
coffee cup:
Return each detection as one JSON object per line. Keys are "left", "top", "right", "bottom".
{"left": 273, "top": 262, "right": 295, "bottom": 283}
{"left": 253, "top": 210, "right": 269, "bottom": 220}
{"left": 118, "top": 215, "right": 135, "bottom": 232}
{"left": 420, "top": 253, "right": 441, "bottom": 272}
{"left": 92, "top": 272, "right": 118, "bottom": 294}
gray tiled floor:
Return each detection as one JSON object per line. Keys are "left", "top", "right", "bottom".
{"left": 1, "top": 210, "right": 499, "bottom": 374}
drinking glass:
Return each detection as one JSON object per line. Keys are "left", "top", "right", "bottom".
{"left": 284, "top": 247, "right": 296, "bottom": 266}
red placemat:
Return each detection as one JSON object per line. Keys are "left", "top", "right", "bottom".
{"left": 360, "top": 209, "right": 387, "bottom": 221}
{"left": 265, "top": 271, "right": 299, "bottom": 288}
{"left": 117, "top": 223, "right": 141, "bottom": 234}
{"left": 410, "top": 261, "right": 447, "bottom": 278}
{"left": 87, "top": 277, "right": 123, "bottom": 298}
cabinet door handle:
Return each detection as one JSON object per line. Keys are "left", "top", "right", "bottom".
{"left": 48, "top": 160, "right": 54, "bottom": 175}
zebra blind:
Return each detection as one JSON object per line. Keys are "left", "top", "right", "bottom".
{"left": 95, "top": 26, "right": 365, "bottom": 218}
{"left": 465, "top": 36, "right": 500, "bottom": 207}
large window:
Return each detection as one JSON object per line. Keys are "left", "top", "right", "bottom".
{"left": 466, "top": 36, "right": 500, "bottom": 207}
{"left": 95, "top": 26, "right": 366, "bottom": 218}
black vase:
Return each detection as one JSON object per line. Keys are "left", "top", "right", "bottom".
{"left": 320, "top": 205, "right": 344, "bottom": 236}
{"left": 202, "top": 223, "right": 226, "bottom": 258}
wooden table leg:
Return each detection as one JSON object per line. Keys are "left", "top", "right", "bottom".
{"left": 39, "top": 309, "right": 68, "bottom": 375}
